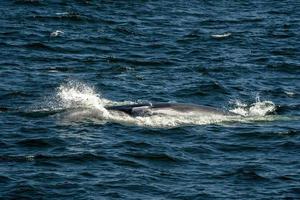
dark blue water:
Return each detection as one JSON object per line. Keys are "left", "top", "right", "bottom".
{"left": 1, "top": 0, "right": 300, "bottom": 199}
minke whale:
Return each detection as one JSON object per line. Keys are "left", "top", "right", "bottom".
{"left": 105, "top": 102, "right": 238, "bottom": 117}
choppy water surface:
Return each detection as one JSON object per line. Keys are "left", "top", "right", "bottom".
{"left": 1, "top": 0, "right": 300, "bottom": 199}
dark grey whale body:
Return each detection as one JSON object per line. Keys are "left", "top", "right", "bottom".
{"left": 105, "top": 102, "right": 237, "bottom": 117}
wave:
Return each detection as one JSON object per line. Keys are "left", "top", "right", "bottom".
{"left": 211, "top": 32, "right": 232, "bottom": 39}
{"left": 14, "top": 0, "right": 43, "bottom": 5}
{"left": 35, "top": 81, "right": 278, "bottom": 128}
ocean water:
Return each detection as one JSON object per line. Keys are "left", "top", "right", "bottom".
{"left": 0, "top": 0, "right": 300, "bottom": 199}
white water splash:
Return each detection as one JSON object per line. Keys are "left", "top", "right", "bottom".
{"left": 56, "top": 81, "right": 111, "bottom": 118}
{"left": 229, "top": 98, "right": 276, "bottom": 117}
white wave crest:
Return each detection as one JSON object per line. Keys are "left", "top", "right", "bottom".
{"left": 211, "top": 32, "right": 231, "bottom": 38}
{"left": 50, "top": 30, "right": 64, "bottom": 37}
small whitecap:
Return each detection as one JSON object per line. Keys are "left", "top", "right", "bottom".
{"left": 211, "top": 32, "right": 231, "bottom": 38}
{"left": 55, "top": 12, "right": 69, "bottom": 16}
{"left": 49, "top": 69, "right": 59, "bottom": 73}
{"left": 47, "top": 66, "right": 59, "bottom": 73}
{"left": 50, "top": 30, "right": 64, "bottom": 37}
{"left": 284, "top": 91, "right": 295, "bottom": 97}
{"left": 26, "top": 155, "right": 35, "bottom": 161}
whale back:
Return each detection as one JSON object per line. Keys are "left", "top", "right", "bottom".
{"left": 105, "top": 103, "right": 235, "bottom": 117}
